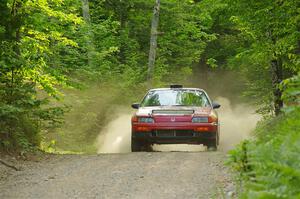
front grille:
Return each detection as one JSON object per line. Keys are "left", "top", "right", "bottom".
{"left": 152, "top": 130, "right": 194, "bottom": 137}
{"left": 156, "top": 130, "right": 175, "bottom": 137}
{"left": 176, "top": 131, "right": 194, "bottom": 137}
{"left": 152, "top": 110, "right": 194, "bottom": 115}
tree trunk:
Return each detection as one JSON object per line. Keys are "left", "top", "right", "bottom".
{"left": 119, "top": 11, "right": 127, "bottom": 66}
{"left": 198, "top": 57, "right": 209, "bottom": 90}
{"left": 270, "top": 58, "right": 283, "bottom": 116}
{"left": 81, "top": 0, "right": 94, "bottom": 67}
{"left": 82, "top": 0, "right": 91, "bottom": 23}
{"left": 9, "top": 0, "right": 22, "bottom": 103}
{"left": 147, "top": 0, "right": 160, "bottom": 87}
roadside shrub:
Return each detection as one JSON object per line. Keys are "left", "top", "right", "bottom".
{"left": 228, "top": 107, "right": 300, "bottom": 198}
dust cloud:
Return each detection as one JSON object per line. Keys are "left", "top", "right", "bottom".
{"left": 96, "top": 97, "right": 260, "bottom": 153}
{"left": 96, "top": 113, "right": 133, "bottom": 153}
{"left": 216, "top": 97, "right": 260, "bottom": 151}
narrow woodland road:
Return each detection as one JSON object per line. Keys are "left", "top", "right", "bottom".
{"left": 0, "top": 152, "right": 233, "bottom": 199}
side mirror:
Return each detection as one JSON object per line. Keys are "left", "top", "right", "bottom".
{"left": 131, "top": 103, "right": 140, "bottom": 109}
{"left": 212, "top": 102, "right": 221, "bottom": 109}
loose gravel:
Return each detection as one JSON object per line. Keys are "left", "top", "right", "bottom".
{"left": 0, "top": 151, "right": 234, "bottom": 199}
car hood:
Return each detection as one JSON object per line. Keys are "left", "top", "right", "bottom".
{"left": 136, "top": 106, "right": 212, "bottom": 116}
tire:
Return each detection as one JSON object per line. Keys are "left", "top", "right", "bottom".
{"left": 143, "top": 143, "right": 153, "bottom": 152}
{"left": 206, "top": 137, "right": 218, "bottom": 151}
{"left": 131, "top": 138, "right": 142, "bottom": 152}
{"left": 131, "top": 138, "right": 152, "bottom": 152}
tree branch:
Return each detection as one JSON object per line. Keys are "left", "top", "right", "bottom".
{"left": 0, "top": 159, "right": 20, "bottom": 171}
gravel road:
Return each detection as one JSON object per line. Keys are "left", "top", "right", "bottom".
{"left": 0, "top": 151, "right": 234, "bottom": 199}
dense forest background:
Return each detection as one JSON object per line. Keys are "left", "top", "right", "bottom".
{"left": 0, "top": 0, "right": 299, "bottom": 197}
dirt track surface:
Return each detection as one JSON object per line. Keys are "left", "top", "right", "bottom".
{"left": 0, "top": 152, "right": 234, "bottom": 199}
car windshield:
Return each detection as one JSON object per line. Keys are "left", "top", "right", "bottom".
{"left": 140, "top": 89, "right": 210, "bottom": 107}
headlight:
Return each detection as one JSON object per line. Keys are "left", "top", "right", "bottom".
{"left": 138, "top": 117, "right": 154, "bottom": 123}
{"left": 192, "top": 117, "right": 208, "bottom": 123}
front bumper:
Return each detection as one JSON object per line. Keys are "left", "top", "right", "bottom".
{"left": 132, "top": 130, "right": 216, "bottom": 144}
{"left": 132, "top": 122, "right": 218, "bottom": 144}
{"left": 132, "top": 122, "right": 218, "bottom": 131}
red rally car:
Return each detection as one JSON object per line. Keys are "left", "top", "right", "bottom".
{"left": 131, "top": 85, "right": 221, "bottom": 152}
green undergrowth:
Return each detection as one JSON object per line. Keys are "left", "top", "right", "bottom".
{"left": 228, "top": 107, "right": 300, "bottom": 198}
{"left": 40, "top": 81, "right": 149, "bottom": 154}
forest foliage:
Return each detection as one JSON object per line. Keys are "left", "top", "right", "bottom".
{"left": 0, "top": 0, "right": 299, "bottom": 154}
{"left": 0, "top": 0, "right": 299, "bottom": 197}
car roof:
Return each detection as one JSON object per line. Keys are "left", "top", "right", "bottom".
{"left": 149, "top": 88, "right": 205, "bottom": 92}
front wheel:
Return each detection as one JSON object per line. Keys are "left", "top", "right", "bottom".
{"left": 206, "top": 136, "right": 218, "bottom": 151}
{"left": 131, "top": 138, "right": 152, "bottom": 152}
{"left": 131, "top": 138, "right": 142, "bottom": 152}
